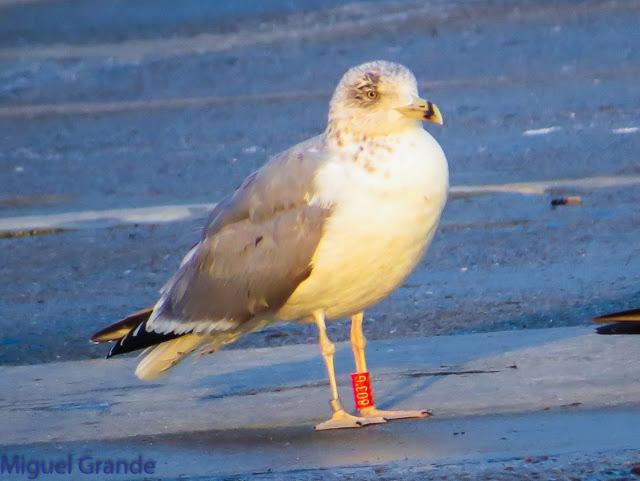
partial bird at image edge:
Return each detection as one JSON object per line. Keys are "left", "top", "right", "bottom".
{"left": 593, "top": 308, "right": 640, "bottom": 335}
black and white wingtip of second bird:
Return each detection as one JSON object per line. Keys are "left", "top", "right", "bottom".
{"left": 593, "top": 308, "right": 640, "bottom": 334}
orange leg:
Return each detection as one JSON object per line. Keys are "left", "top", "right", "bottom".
{"left": 350, "top": 311, "right": 431, "bottom": 420}
{"left": 312, "top": 310, "right": 386, "bottom": 430}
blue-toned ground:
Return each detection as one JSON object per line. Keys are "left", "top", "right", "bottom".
{"left": 0, "top": 0, "right": 639, "bottom": 367}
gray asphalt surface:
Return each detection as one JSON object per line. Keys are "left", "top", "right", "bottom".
{"left": 2, "top": 326, "right": 639, "bottom": 480}
{"left": 4, "top": 407, "right": 640, "bottom": 480}
{"left": 1, "top": 0, "right": 640, "bottom": 366}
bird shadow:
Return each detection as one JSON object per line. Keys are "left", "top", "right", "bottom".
{"left": 187, "top": 324, "right": 583, "bottom": 414}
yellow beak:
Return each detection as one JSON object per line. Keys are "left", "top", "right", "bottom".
{"left": 396, "top": 97, "right": 443, "bottom": 125}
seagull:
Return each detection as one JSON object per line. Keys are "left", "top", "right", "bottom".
{"left": 593, "top": 308, "right": 640, "bottom": 334}
{"left": 91, "top": 60, "right": 448, "bottom": 430}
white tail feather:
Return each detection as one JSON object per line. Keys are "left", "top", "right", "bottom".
{"left": 135, "top": 335, "right": 207, "bottom": 380}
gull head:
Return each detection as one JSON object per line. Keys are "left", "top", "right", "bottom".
{"left": 327, "top": 60, "right": 443, "bottom": 139}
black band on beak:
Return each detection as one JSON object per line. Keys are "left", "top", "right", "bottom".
{"left": 424, "top": 102, "right": 436, "bottom": 120}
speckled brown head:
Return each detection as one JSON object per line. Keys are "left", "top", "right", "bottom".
{"left": 327, "top": 60, "right": 443, "bottom": 139}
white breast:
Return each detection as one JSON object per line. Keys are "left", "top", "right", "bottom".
{"left": 278, "top": 128, "right": 449, "bottom": 321}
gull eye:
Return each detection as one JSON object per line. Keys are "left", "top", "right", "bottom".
{"left": 366, "top": 90, "right": 378, "bottom": 100}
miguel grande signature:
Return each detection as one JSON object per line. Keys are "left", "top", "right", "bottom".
{"left": 1, "top": 454, "right": 156, "bottom": 479}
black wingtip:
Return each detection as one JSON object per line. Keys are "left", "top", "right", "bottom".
{"left": 596, "top": 322, "right": 640, "bottom": 335}
{"left": 91, "top": 307, "right": 155, "bottom": 343}
{"left": 107, "top": 320, "right": 182, "bottom": 357}
{"left": 106, "top": 345, "right": 119, "bottom": 359}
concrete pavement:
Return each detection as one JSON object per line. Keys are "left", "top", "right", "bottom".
{"left": 2, "top": 0, "right": 640, "bottom": 365}
{"left": 1, "top": 0, "right": 640, "bottom": 478}
{"left": 1, "top": 326, "right": 639, "bottom": 478}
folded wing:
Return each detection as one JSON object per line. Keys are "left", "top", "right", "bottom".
{"left": 92, "top": 136, "right": 331, "bottom": 377}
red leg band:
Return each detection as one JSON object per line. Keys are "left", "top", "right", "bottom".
{"left": 351, "top": 371, "right": 374, "bottom": 411}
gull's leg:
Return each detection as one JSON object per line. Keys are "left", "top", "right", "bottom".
{"left": 313, "top": 310, "right": 386, "bottom": 431}
{"left": 350, "top": 311, "right": 431, "bottom": 420}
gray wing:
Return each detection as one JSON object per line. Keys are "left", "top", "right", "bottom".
{"left": 147, "top": 136, "right": 329, "bottom": 335}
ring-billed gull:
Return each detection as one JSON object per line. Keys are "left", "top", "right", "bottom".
{"left": 92, "top": 60, "right": 448, "bottom": 430}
